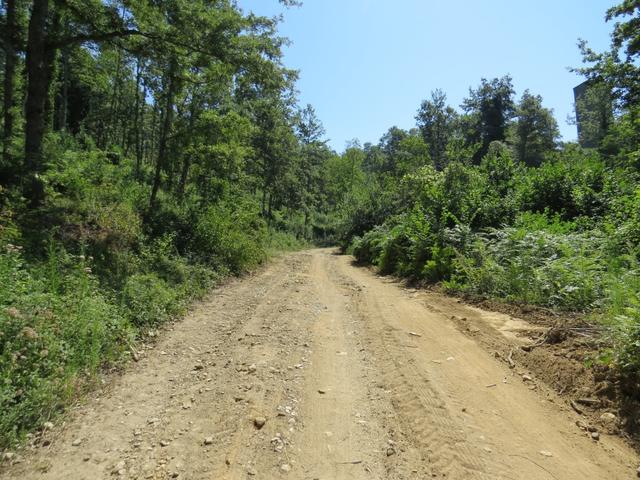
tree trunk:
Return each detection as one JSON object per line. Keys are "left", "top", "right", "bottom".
{"left": 2, "top": 0, "right": 17, "bottom": 168}
{"left": 57, "top": 46, "right": 70, "bottom": 131}
{"left": 150, "top": 60, "right": 177, "bottom": 208}
{"left": 177, "top": 96, "right": 199, "bottom": 201}
{"left": 261, "top": 188, "right": 267, "bottom": 217}
{"left": 177, "top": 153, "right": 191, "bottom": 202}
{"left": 105, "top": 47, "right": 123, "bottom": 148}
{"left": 133, "top": 58, "right": 143, "bottom": 179}
{"left": 24, "top": 0, "right": 52, "bottom": 206}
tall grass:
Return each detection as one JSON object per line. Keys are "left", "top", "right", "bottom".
{"left": 0, "top": 243, "right": 131, "bottom": 446}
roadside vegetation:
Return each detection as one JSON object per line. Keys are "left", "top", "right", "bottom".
{"left": 0, "top": 0, "right": 317, "bottom": 448}
{"left": 334, "top": 3, "right": 640, "bottom": 388}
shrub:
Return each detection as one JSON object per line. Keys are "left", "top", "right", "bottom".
{"left": 192, "top": 202, "right": 267, "bottom": 274}
{"left": 121, "top": 273, "right": 179, "bottom": 327}
{"left": 352, "top": 224, "right": 391, "bottom": 265}
{"left": 0, "top": 244, "right": 131, "bottom": 447}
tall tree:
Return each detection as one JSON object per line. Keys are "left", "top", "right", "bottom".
{"left": 462, "top": 76, "right": 515, "bottom": 163}
{"left": 296, "top": 104, "right": 325, "bottom": 145}
{"left": 574, "top": 1, "right": 640, "bottom": 149}
{"left": 22, "top": 0, "right": 146, "bottom": 205}
{"left": 510, "top": 90, "right": 559, "bottom": 166}
{"left": 296, "top": 104, "right": 330, "bottom": 237}
{"left": 2, "top": 0, "right": 22, "bottom": 171}
{"left": 416, "top": 89, "right": 457, "bottom": 170}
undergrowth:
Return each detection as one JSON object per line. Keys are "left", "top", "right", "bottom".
{"left": 0, "top": 148, "right": 304, "bottom": 449}
{"left": 347, "top": 146, "right": 640, "bottom": 384}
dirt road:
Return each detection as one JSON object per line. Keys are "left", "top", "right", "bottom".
{"left": 2, "top": 250, "right": 638, "bottom": 479}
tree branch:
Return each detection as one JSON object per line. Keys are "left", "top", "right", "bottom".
{"left": 49, "top": 28, "right": 143, "bottom": 48}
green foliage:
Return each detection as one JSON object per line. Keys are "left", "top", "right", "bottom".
{"left": 509, "top": 90, "right": 559, "bottom": 166}
{"left": 193, "top": 201, "right": 267, "bottom": 274}
{"left": 0, "top": 243, "right": 131, "bottom": 447}
{"left": 450, "top": 228, "right": 605, "bottom": 310}
{"left": 461, "top": 76, "right": 516, "bottom": 162}
{"left": 121, "top": 273, "right": 179, "bottom": 327}
{"left": 353, "top": 208, "right": 454, "bottom": 282}
{"left": 416, "top": 89, "right": 458, "bottom": 170}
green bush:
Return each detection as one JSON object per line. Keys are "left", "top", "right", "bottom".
{"left": 0, "top": 244, "right": 131, "bottom": 447}
{"left": 192, "top": 202, "right": 267, "bottom": 274}
{"left": 121, "top": 273, "right": 180, "bottom": 327}
{"left": 352, "top": 224, "right": 391, "bottom": 265}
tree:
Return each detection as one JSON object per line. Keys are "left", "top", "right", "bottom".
{"left": 296, "top": 104, "right": 325, "bottom": 145}
{"left": 574, "top": 1, "right": 639, "bottom": 134}
{"left": 295, "top": 104, "right": 330, "bottom": 238}
{"left": 510, "top": 90, "right": 559, "bottom": 166}
{"left": 1, "top": 0, "right": 24, "bottom": 172}
{"left": 252, "top": 99, "right": 299, "bottom": 219}
{"left": 606, "top": 0, "right": 640, "bottom": 110}
{"left": 20, "top": 0, "right": 156, "bottom": 205}
{"left": 376, "top": 127, "right": 430, "bottom": 177}
{"left": 462, "top": 76, "right": 515, "bottom": 163}
{"left": 416, "top": 89, "right": 458, "bottom": 170}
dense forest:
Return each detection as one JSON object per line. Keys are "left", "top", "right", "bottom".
{"left": 0, "top": 0, "right": 639, "bottom": 450}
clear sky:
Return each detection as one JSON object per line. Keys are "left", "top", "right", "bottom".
{"left": 239, "top": 0, "right": 615, "bottom": 152}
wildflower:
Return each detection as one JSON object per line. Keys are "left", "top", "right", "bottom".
{"left": 6, "top": 307, "right": 22, "bottom": 319}
{"left": 21, "top": 327, "right": 39, "bottom": 341}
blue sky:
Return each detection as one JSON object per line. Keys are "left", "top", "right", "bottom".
{"left": 239, "top": 0, "right": 615, "bottom": 152}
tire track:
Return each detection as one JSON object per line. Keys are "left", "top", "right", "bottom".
{"left": 326, "top": 255, "right": 512, "bottom": 479}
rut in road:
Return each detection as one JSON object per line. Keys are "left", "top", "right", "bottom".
{"left": 1, "top": 249, "right": 637, "bottom": 480}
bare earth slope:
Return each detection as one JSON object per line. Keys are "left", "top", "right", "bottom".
{"left": 2, "top": 249, "right": 638, "bottom": 479}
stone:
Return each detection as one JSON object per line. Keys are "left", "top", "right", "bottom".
{"left": 71, "top": 439, "right": 82, "bottom": 447}
{"left": 253, "top": 417, "right": 267, "bottom": 429}
{"left": 280, "top": 464, "right": 291, "bottom": 472}
{"left": 576, "top": 420, "right": 588, "bottom": 431}
{"left": 203, "top": 437, "right": 214, "bottom": 445}
{"left": 600, "top": 412, "right": 617, "bottom": 425}
{"left": 591, "top": 432, "right": 600, "bottom": 441}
